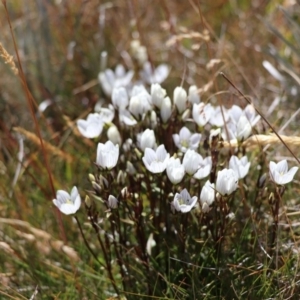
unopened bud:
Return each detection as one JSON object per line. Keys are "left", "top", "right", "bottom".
{"left": 85, "top": 195, "right": 92, "bottom": 208}
{"left": 126, "top": 161, "right": 136, "bottom": 175}
{"left": 92, "top": 181, "right": 102, "bottom": 194}
{"left": 88, "top": 174, "right": 96, "bottom": 183}
{"left": 108, "top": 195, "right": 118, "bottom": 209}
{"left": 121, "top": 187, "right": 129, "bottom": 199}
{"left": 99, "top": 175, "right": 109, "bottom": 189}
{"left": 173, "top": 86, "right": 187, "bottom": 114}
{"left": 117, "top": 170, "right": 126, "bottom": 185}
{"left": 107, "top": 125, "right": 122, "bottom": 145}
{"left": 258, "top": 173, "right": 267, "bottom": 188}
{"left": 268, "top": 192, "right": 275, "bottom": 205}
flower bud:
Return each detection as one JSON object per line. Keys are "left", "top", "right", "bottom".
{"left": 92, "top": 181, "right": 102, "bottom": 194}
{"left": 160, "top": 96, "right": 172, "bottom": 123}
{"left": 99, "top": 175, "right": 109, "bottom": 189}
{"left": 117, "top": 170, "right": 126, "bottom": 185}
{"left": 173, "top": 86, "right": 187, "bottom": 114}
{"left": 108, "top": 195, "right": 118, "bottom": 209}
{"left": 88, "top": 173, "right": 96, "bottom": 183}
{"left": 151, "top": 83, "right": 166, "bottom": 108}
{"left": 188, "top": 85, "right": 200, "bottom": 104}
{"left": 85, "top": 195, "right": 92, "bottom": 208}
{"left": 126, "top": 161, "right": 137, "bottom": 175}
{"left": 107, "top": 125, "right": 122, "bottom": 145}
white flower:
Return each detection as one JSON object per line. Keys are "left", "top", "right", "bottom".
{"left": 129, "top": 86, "right": 152, "bottom": 119}
{"left": 137, "top": 129, "right": 156, "bottom": 151}
{"left": 183, "top": 149, "right": 202, "bottom": 175}
{"left": 112, "top": 87, "right": 129, "bottom": 110}
{"left": 173, "top": 86, "right": 187, "bottom": 114}
{"left": 142, "top": 144, "right": 170, "bottom": 173}
{"left": 173, "top": 126, "right": 201, "bottom": 153}
{"left": 226, "top": 105, "right": 252, "bottom": 141}
{"left": 200, "top": 180, "right": 215, "bottom": 213}
{"left": 229, "top": 155, "right": 251, "bottom": 179}
{"left": 236, "top": 115, "right": 252, "bottom": 141}
{"left": 172, "top": 189, "right": 198, "bottom": 213}
{"left": 107, "top": 125, "right": 122, "bottom": 145}
{"left": 269, "top": 160, "right": 298, "bottom": 185}
{"left": 77, "top": 113, "right": 103, "bottom": 138}
{"left": 193, "top": 156, "right": 212, "bottom": 180}
{"left": 98, "top": 64, "right": 134, "bottom": 96}
{"left": 225, "top": 104, "right": 259, "bottom": 141}
{"left": 108, "top": 195, "right": 118, "bottom": 209}
{"left": 193, "top": 103, "right": 214, "bottom": 127}
{"left": 96, "top": 140, "right": 119, "bottom": 169}
{"left": 151, "top": 83, "right": 166, "bottom": 108}
{"left": 53, "top": 186, "right": 81, "bottom": 215}
{"left": 209, "top": 106, "right": 229, "bottom": 127}
{"left": 140, "top": 61, "right": 169, "bottom": 84}
{"left": 97, "top": 105, "right": 115, "bottom": 123}
{"left": 228, "top": 105, "right": 243, "bottom": 123}
{"left": 244, "top": 104, "right": 260, "bottom": 127}
{"left": 160, "top": 96, "right": 172, "bottom": 123}
{"left": 119, "top": 109, "right": 137, "bottom": 126}
{"left": 188, "top": 85, "right": 200, "bottom": 104}
{"left": 216, "top": 168, "right": 239, "bottom": 196}
{"left": 166, "top": 157, "right": 185, "bottom": 184}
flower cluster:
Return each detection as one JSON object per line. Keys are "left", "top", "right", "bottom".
{"left": 54, "top": 62, "right": 298, "bottom": 217}
{"left": 51, "top": 55, "right": 299, "bottom": 300}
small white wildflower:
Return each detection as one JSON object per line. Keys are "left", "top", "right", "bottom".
{"left": 209, "top": 106, "right": 229, "bottom": 127}
{"left": 96, "top": 140, "right": 119, "bottom": 169}
{"left": 269, "top": 160, "right": 298, "bottom": 185}
{"left": 216, "top": 168, "right": 239, "bottom": 196}
{"left": 137, "top": 129, "right": 156, "bottom": 152}
{"left": 129, "top": 86, "right": 152, "bottom": 119}
{"left": 192, "top": 103, "right": 214, "bottom": 127}
{"left": 166, "top": 157, "right": 185, "bottom": 185}
{"left": 119, "top": 109, "right": 137, "bottom": 126}
{"left": 172, "top": 126, "right": 201, "bottom": 153}
{"left": 142, "top": 144, "right": 170, "bottom": 174}
{"left": 112, "top": 87, "right": 129, "bottom": 110}
{"left": 77, "top": 113, "right": 103, "bottom": 139}
{"left": 172, "top": 189, "right": 198, "bottom": 213}
{"left": 140, "top": 61, "right": 169, "bottom": 84}
{"left": 53, "top": 186, "right": 81, "bottom": 215}
{"left": 200, "top": 180, "right": 215, "bottom": 213}
{"left": 193, "top": 156, "right": 212, "bottom": 180}
{"left": 229, "top": 155, "right": 251, "bottom": 179}
{"left": 182, "top": 149, "right": 202, "bottom": 175}
{"left": 98, "top": 64, "right": 134, "bottom": 96}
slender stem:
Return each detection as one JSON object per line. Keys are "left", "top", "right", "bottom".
{"left": 74, "top": 216, "right": 104, "bottom": 267}
{"left": 90, "top": 215, "right": 119, "bottom": 295}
